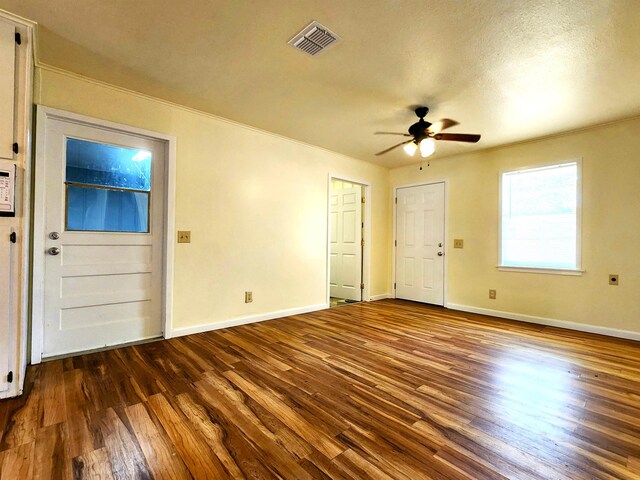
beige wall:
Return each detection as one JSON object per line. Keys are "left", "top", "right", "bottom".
{"left": 390, "top": 118, "right": 640, "bottom": 333}
{"left": 35, "top": 67, "right": 390, "bottom": 331}
{"left": 32, "top": 65, "right": 640, "bottom": 337}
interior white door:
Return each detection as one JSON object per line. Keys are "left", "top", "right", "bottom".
{"left": 395, "top": 183, "right": 445, "bottom": 305}
{"left": 329, "top": 186, "right": 362, "bottom": 301}
{"left": 41, "top": 117, "right": 165, "bottom": 358}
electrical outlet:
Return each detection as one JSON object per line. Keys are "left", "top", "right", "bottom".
{"left": 453, "top": 239, "right": 464, "bottom": 249}
{"left": 177, "top": 230, "right": 191, "bottom": 243}
{"left": 489, "top": 289, "right": 497, "bottom": 299}
{"left": 609, "top": 274, "right": 619, "bottom": 286}
{"left": 245, "top": 291, "right": 253, "bottom": 303}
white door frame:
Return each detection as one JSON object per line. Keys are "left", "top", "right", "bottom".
{"left": 31, "top": 106, "right": 176, "bottom": 364}
{"left": 392, "top": 180, "right": 449, "bottom": 306}
{"left": 326, "top": 174, "right": 371, "bottom": 305}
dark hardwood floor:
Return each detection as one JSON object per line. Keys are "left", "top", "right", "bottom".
{"left": 1, "top": 299, "right": 640, "bottom": 479}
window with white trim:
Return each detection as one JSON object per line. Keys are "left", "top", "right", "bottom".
{"left": 500, "top": 161, "right": 580, "bottom": 271}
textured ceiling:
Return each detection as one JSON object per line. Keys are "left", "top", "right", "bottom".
{"left": 2, "top": 0, "right": 640, "bottom": 167}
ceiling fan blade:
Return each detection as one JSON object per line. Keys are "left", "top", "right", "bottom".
{"left": 434, "top": 133, "right": 481, "bottom": 143}
{"left": 375, "top": 139, "right": 413, "bottom": 156}
{"left": 427, "top": 118, "right": 459, "bottom": 135}
{"left": 374, "top": 131, "right": 412, "bottom": 136}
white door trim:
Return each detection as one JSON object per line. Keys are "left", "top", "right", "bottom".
{"left": 392, "top": 180, "right": 449, "bottom": 306}
{"left": 326, "top": 174, "right": 371, "bottom": 305}
{"left": 31, "top": 106, "right": 176, "bottom": 364}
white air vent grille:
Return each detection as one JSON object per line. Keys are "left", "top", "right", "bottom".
{"left": 289, "top": 21, "right": 340, "bottom": 56}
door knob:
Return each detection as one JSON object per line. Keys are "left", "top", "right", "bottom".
{"left": 437, "top": 251, "right": 444, "bottom": 256}
{"left": 47, "top": 247, "right": 60, "bottom": 256}
{"left": 49, "top": 232, "right": 60, "bottom": 240}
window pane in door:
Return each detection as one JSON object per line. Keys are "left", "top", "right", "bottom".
{"left": 66, "top": 138, "right": 152, "bottom": 191}
{"left": 66, "top": 186, "right": 149, "bottom": 233}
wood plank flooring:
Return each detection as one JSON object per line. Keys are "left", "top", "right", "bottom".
{"left": 2, "top": 299, "right": 640, "bottom": 479}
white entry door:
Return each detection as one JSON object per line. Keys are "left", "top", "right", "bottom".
{"left": 395, "top": 183, "right": 445, "bottom": 305}
{"left": 39, "top": 115, "right": 165, "bottom": 358}
{"left": 329, "top": 186, "right": 362, "bottom": 301}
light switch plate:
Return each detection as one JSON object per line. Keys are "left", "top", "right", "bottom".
{"left": 454, "top": 239, "right": 464, "bottom": 249}
{"left": 177, "top": 231, "right": 191, "bottom": 243}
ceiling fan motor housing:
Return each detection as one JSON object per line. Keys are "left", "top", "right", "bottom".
{"left": 408, "top": 106, "right": 431, "bottom": 140}
{"left": 408, "top": 120, "right": 431, "bottom": 140}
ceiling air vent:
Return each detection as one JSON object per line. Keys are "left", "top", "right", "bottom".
{"left": 288, "top": 21, "right": 340, "bottom": 56}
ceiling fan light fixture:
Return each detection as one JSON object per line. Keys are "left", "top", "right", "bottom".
{"left": 373, "top": 106, "right": 480, "bottom": 157}
{"left": 419, "top": 138, "right": 436, "bottom": 158}
{"left": 403, "top": 142, "right": 418, "bottom": 156}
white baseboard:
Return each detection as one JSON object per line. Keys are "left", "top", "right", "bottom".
{"left": 447, "top": 303, "right": 640, "bottom": 342}
{"left": 168, "top": 303, "right": 329, "bottom": 338}
{"left": 370, "top": 293, "right": 392, "bottom": 301}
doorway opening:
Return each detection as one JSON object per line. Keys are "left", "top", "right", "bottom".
{"left": 328, "top": 177, "right": 369, "bottom": 308}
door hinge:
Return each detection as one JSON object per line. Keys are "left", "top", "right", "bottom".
{"left": 361, "top": 239, "right": 364, "bottom": 247}
{"left": 360, "top": 283, "right": 364, "bottom": 290}
{"left": 393, "top": 282, "right": 396, "bottom": 290}
{"left": 394, "top": 239, "right": 397, "bottom": 247}
{"left": 9, "top": 232, "right": 17, "bottom": 243}
{"left": 12, "top": 143, "right": 18, "bottom": 154}
{"left": 7, "top": 371, "right": 13, "bottom": 383}
{"left": 395, "top": 197, "right": 397, "bottom": 204}
{"left": 361, "top": 196, "right": 365, "bottom": 204}
{"left": 15, "top": 33, "right": 21, "bottom": 45}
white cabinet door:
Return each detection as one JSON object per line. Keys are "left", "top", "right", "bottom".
{"left": 0, "top": 20, "right": 17, "bottom": 387}
{"left": 396, "top": 183, "right": 445, "bottom": 305}
{"left": 0, "top": 19, "right": 15, "bottom": 160}
{"left": 0, "top": 225, "right": 12, "bottom": 394}
{"left": 330, "top": 187, "right": 362, "bottom": 301}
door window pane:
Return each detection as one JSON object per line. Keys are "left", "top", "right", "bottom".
{"left": 66, "top": 186, "right": 149, "bottom": 232}
{"left": 66, "top": 138, "right": 151, "bottom": 191}
{"left": 65, "top": 138, "right": 152, "bottom": 233}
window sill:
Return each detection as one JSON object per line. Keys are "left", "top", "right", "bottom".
{"left": 497, "top": 266, "right": 584, "bottom": 276}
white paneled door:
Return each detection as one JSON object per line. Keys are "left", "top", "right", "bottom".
{"left": 395, "top": 183, "right": 445, "bottom": 305}
{"left": 40, "top": 116, "right": 165, "bottom": 358}
{"left": 330, "top": 186, "right": 362, "bottom": 301}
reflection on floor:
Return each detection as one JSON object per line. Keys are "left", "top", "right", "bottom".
{"left": 330, "top": 297, "right": 360, "bottom": 307}
{"left": 3, "top": 300, "right": 640, "bottom": 478}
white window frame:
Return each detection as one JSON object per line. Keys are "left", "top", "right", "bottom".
{"left": 497, "top": 159, "right": 583, "bottom": 276}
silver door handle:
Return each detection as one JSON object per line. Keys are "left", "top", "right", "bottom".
{"left": 49, "top": 232, "right": 60, "bottom": 240}
{"left": 437, "top": 251, "right": 444, "bottom": 256}
{"left": 48, "top": 247, "right": 60, "bottom": 256}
